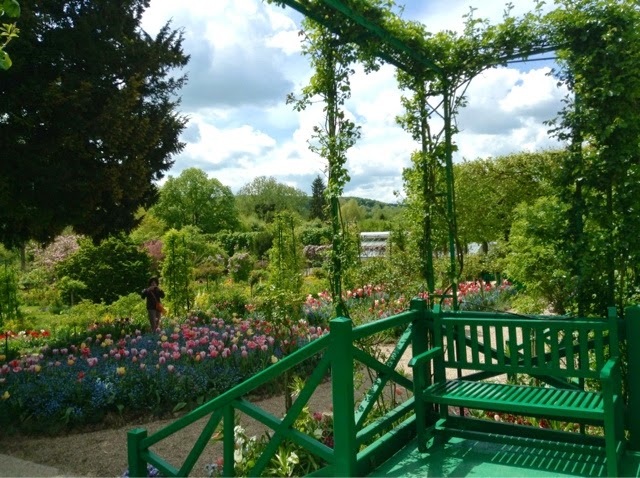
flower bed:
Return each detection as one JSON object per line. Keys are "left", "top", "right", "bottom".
{"left": 0, "top": 316, "right": 328, "bottom": 433}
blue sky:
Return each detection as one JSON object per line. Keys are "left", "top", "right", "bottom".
{"left": 142, "top": 1, "right": 567, "bottom": 203}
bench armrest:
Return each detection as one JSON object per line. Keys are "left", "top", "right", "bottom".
{"left": 600, "top": 356, "right": 621, "bottom": 383}
{"left": 408, "top": 346, "right": 444, "bottom": 369}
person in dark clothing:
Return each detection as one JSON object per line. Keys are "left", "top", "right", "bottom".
{"left": 141, "top": 277, "right": 165, "bottom": 331}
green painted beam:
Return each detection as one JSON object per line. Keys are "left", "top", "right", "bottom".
{"left": 139, "top": 334, "right": 329, "bottom": 449}
{"left": 233, "top": 398, "right": 335, "bottom": 463}
{"left": 354, "top": 326, "right": 413, "bottom": 429}
{"left": 248, "top": 354, "right": 332, "bottom": 476}
{"left": 356, "top": 397, "right": 415, "bottom": 446}
{"left": 321, "top": 0, "right": 444, "bottom": 75}
{"left": 352, "top": 308, "right": 419, "bottom": 340}
{"left": 178, "top": 410, "right": 223, "bottom": 476}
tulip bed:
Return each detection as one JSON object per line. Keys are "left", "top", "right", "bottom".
{"left": 0, "top": 283, "right": 514, "bottom": 434}
{"left": 0, "top": 315, "right": 328, "bottom": 433}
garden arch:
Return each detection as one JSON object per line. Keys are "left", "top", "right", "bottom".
{"left": 268, "top": 0, "right": 558, "bottom": 310}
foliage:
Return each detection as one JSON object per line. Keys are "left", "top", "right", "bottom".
{"left": 0, "top": 316, "right": 303, "bottom": 433}
{"left": 546, "top": 0, "right": 640, "bottom": 315}
{"left": 193, "top": 245, "right": 228, "bottom": 286}
{"left": 129, "top": 212, "right": 168, "bottom": 245}
{"left": 0, "top": 0, "right": 19, "bottom": 69}
{"left": 228, "top": 252, "right": 255, "bottom": 283}
{"left": 216, "top": 230, "right": 273, "bottom": 259}
{"left": 309, "top": 175, "right": 327, "bottom": 221}
{"left": 0, "top": 0, "right": 189, "bottom": 246}
{"left": 161, "top": 229, "right": 194, "bottom": 315}
{"left": 290, "top": 8, "right": 378, "bottom": 316}
{"left": 193, "top": 282, "right": 250, "bottom": 320}
{"left": 268, "top": 212, "right": 303, "bottom": 295}
{"left": 208, "top": 403, "right": 333, "bottom": 477}
{"left": 56, "top": 276, "right": 87, "bottom": 307}
{"left": 0, "top": 262, "right": 20, "bottom": 330}
{"left": 56, "top": 235, "right": 151, "bottom": 305}
{"left": 298, "top": 222, "right": 331, "bottom": 246}
{"left": 236, "top": 176, "right": 308, "bottom": 222}
{"left": 396, "top": 2, "right": 551, "bottom": 295}
{"left": 454, "top": 151, "right": 562, "bottom": 246}
{"left": 152, "top": 168, "right": 239, "bottom": 235}
{"left": 340, "top": 198, "right": 365, "bottom": 224}
{"left": 505, "top": 197, "right": 573, "bottom": 314}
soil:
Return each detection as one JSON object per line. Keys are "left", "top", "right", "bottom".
{"left": 0, "top": 346, "right": 414, "bottom": 477}
{"left": 0, "top": 382, "right": 334, "bottom": 477}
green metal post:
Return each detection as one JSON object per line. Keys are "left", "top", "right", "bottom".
{"left": 330, "top": 317, "right": 357, "bottom": 476}
{"left": 626, "top": 306, "right": 640, "bottom": 450}
{"left": 223, "top": 405, "right": 235, "bottom": 477}
{"left": 442, "top": 82, "right": 458, "bottom": 310}
{"left": 127, "top": 428, "right": 148, "bottom": 478}
{"left": 410, "top": 299, "right": 429, "bottom": 451}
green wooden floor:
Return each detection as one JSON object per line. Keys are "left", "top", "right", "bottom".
{"left": 371, "top": 438, "right": 640, "bottom": 477}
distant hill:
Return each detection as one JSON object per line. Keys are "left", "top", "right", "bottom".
{"left": 340, "top": 196, "right": 402, "bottom": 209}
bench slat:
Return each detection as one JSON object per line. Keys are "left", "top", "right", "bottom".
{"left": 482, "top": 325, "right": 492, "bottom": 365}
{"left": 424, "top": 380, "right": 604, "bottom": 420}
{"left": 495, "top": 326, "right": 505, "bottom": 366}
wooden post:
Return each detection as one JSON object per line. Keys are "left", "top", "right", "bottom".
{"left": 626, "top": 306, "right": 640, "bottom": 450}
{"left": 127, "top": 428, "right": 148, "bottom": 478}
{"left": 330, "top": 316, "right": 357, "bottom": 476}
{"left": 410, "top": 298, "right": 429, "bottom": 452}
{"left": 223, "top": 405, "right": 235, "bottom": 477}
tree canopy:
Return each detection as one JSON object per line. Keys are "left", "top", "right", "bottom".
{"left": 152, "top": 168, "right": 239, "bottom": 234}
{"left": 236, "top": 176, "right": 308, "bottom": 222}
{"left": 0, "top": 0, "right": 188, "bottom": 247}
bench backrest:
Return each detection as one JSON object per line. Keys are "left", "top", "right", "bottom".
{"left": 431, "top": 306, "right": 619, "bottom": 380}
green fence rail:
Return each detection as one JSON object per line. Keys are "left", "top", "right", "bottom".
{"left": 127, "top": 299, "right": 426, "bottom": 477}
{"left": 128, "top": 301, "right": 640, "bottom": 477}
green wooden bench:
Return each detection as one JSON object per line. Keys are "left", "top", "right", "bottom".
{"left": 409, "top": 305, "right": 625, "bottom": 477}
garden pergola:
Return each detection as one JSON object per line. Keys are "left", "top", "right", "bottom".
{"left": 270, "top": 0, "right": 557, "bottom": 307}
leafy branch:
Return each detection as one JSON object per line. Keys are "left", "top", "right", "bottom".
{"left": 0, "top": 0, "right": 19, "bottom": 70}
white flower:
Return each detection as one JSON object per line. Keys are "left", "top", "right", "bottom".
{"left": 287, "top": 452, "right": 299, "bottom": 465}
{"left": 313, "top": 429, "right": 323, "bottom": 439}
{"left": 234, "top": 448, "right": 243, "bottom": 463}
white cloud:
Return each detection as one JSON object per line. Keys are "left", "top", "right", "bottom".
{"left": 145, "top": 0, "right": 566, "bottom": 204}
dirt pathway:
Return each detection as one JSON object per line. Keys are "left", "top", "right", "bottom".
{"left": 0, "top": 381, "right": 336, "bottom": 478}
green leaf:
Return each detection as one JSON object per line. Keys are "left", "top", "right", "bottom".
{"left": 1, "top": 0, "right": 20, "bottom": 18}
{"left": 172, "top": 401, "right": 187, "bottom": 413}
{"left": 0, "top": 49, "right": 11, "bottom": 70}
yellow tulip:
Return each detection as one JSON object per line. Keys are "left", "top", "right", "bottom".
{"left": 1, "top": 391, "right": 9, "bottom": 400}
{"left": 117, "top": 367, "right": 126, "bottom": 376}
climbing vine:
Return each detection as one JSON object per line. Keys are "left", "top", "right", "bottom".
{"left": 546, "top": 0, "right": 640, "bottom": 315}
{"left": 396, "top": 4, "right": 550, "bottom": 303}
{"left": 288, "top": 14, "right": 370, "bottom": 317}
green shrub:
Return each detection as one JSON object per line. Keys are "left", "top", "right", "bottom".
{"left": 228, "top": 252, "right": 255, "bottom": 282}
{"left": 56, "top": 235, "right": 151, "bottom": 304}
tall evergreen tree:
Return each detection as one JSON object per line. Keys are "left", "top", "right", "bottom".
{"left": 0, "top": 0, "right": 189, "bottom": 247}
{"left": 309, "top": 175, "right": 326, "bottom": 220}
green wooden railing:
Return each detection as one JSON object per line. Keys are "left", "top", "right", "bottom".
{"left": 128, "top": 302, "right": 640, "bottom": 477}
{"left": 127, "top": 299, "right": 427, "bottom": 478}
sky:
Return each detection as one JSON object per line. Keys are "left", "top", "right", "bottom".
{"left": 141, "top": 0, "right": 568, "bottom": 204}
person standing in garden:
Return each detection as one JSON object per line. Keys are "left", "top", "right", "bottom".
{"left": 141, "top": 277, "right": 165, "bottom": 331}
